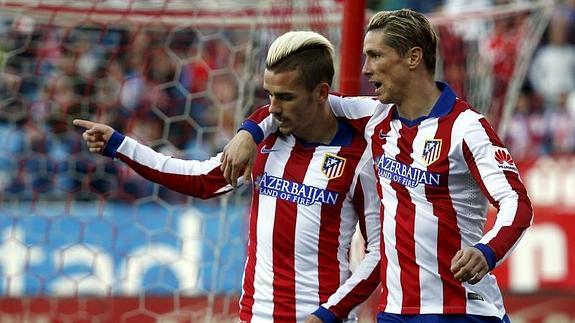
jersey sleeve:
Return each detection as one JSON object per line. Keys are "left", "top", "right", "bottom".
{"left": 462, "top": 116, "right": 533, "bottom": 270}
{"left": 104, "top": 131, "right": 236, "bottom": 199}
{"left": 239, "top": 105, "right": 277, "bottom": 144}
{"left": 315, "top": 160, "right": 381, "bottom": 321}
{"left": 327, "top": 94, "right": 379, "bottom": 119}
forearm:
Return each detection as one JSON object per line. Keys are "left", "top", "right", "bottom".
{"left": 109, "top": 132, "right": 233, "bottom": 199}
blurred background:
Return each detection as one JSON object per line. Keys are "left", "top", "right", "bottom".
{"left": 0, "top": 0, "right": 572, "bottom": 322}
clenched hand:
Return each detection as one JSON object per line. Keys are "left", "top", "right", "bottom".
{"left": 73, "top": 119, "right": 114, "bottom": 154}
{"left": 451, "top": 246, "right": 490, "bottom": 285}
{"left": 220, "top": 130, "right": 256, "bottom": 187}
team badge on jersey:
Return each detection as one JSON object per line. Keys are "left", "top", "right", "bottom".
{"left": 493, "top": 147, "right": 518, "bottom": 173}
{"left": 422, "top": 139, "right": 442, "bottom": 166}
{"left": 321, "top": 153, "right": 346, "bottom": 179}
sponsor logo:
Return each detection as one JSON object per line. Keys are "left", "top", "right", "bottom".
{"left": 256, "top": 172, "right": 339, "bottom": 206}
{"left": 422, "top": 139, "right": 442, "bottom": 165}
{"left": 379, "top": 129, "right": 391, "bottom": 139}
{"left": 321, "top": 153, "right": 346, "bottom": 179}
{"left": 376, "top": 154, "right": 440, "bottom": 188}
{"left": 260, "top": 145, "right": 278, "bottom": 154}
{"left": 467, "top": 292, "right": 485, "bottom": 301}
{"left": 493, "top": 147, "right": 518, "bottom": 172}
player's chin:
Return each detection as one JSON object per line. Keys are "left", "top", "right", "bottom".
{"left": 377, "top": 92, "right": 392, "bottom": 104}
{"left": 277, "top": 124, "right": 292, "bottom": 136}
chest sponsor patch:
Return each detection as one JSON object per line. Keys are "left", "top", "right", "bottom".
{"left": 376, "top": 155, "right": 441, "bottom": 188}
{"left": 321, "top": 153, "right": 346, "bottom": 179}
{"left": 256, "top": 172, "right": 339, "bottom": 206}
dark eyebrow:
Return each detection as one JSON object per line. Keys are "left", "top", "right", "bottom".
{"left": 364, "top": 49, "right": 380, "bottom": 56}
{"left": 264, "top": 89, "right": 295, "bottom": 97}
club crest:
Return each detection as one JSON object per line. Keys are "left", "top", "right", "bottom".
{"left": 321, "top": 153, "right": 346, "bottom": 179}
{"left": 422, "top": 139, "right": 442, "bottom": 166}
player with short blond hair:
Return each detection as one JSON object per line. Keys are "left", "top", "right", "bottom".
{"left": 75, "top": 30, "right": 381, "bottom": 323}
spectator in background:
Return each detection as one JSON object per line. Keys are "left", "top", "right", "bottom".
{"left": 555, "top": 0, "right": 575, "bottom": 44}
{"left": 547, "top": 91, "right": 575, "bottom": 154}
{"left": 529, "top": 17, "right": 575, "bottom": 108}
{"left": 505, "top": 87, "right": 548, "bottom": 160}
{"left": 480, "top": 4, "right": 525, "bottom": 124}
{"left": 436, "top": 24, "right": 467, "bottom": 98}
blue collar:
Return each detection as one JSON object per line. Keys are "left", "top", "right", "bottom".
{"left": 394, "top": 81, "right": 456, "bottom": 127}
{"left": 296, "top": 119, "right": 353, "bottom": 147}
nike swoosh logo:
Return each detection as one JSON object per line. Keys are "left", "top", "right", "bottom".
{"left": 260, "top": 146, "right": 278, "bottom": 154}
{"left": 379, "top": 130, "right": 391, "bottom": 139}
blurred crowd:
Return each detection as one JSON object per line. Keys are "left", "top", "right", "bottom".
{"left": 0, "top": 19, "right": 249, "bottom": 202}
{"left": 0, "top": 0, "right": 574, "bottom": 202}
{"left": 505, "top": 1, "right": 575, "bottom": 160}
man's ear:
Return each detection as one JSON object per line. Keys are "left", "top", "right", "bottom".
{"left": 316, "top": 82, "right": 330, "bottom": 102}
{"left": 407, "top": 47, "right": 423, "bottom": 71}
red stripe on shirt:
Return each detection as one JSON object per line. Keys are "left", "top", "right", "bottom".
{"left": 323, "top": 134, "right": 375, "bottom": 316}
{"left": 462, "top": 141, "right": 499, "bottom": 209}
{"left": 371, "top": 112, "right": 394, "bottom": 312}
{"left": 272, "top": 141, "right": 314, "bottom": 322}
{"left": 247, "top": 105, "right": 272, "bottom": 123}
{"left": 318, "top": 136, "right": 364, "bottom": 303}
{"left": 239, "top": 137, "right": 277, "bottom": 322}
{"left": 329, "top": 176, "right": 379, "bottom": 317}
{"left": 477, "top": 118, "right": 533, "bottom": 260}
{"left": 427, "top": 106, "right": 467, "bottom": 312}
{"left": 118, "top": 154, "right": 229, "bottom": 199}
{"left": 393, "top": 125, "right": 421, "bottom": 313}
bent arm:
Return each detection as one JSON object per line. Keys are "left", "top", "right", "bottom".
{"left": 241, "top": 95, "right": 379, "bottom": 145}
{"left": 314, "top": 161, "right": 381, "bottom": 322}
{"left": 463, "top": 117, "right": 533, "bottom": 270}
{"left": 222, "top": 96, "right": 381, "bottom": 186}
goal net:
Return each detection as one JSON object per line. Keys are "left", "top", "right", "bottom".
{"left": 0, "top": 0, "right": 553, "bottom": 322}
{"left": 428, "top": 0, "right": 554, "bottom": 135}
{"left": 0, "top": 1, "right": 343, "bottom": 322}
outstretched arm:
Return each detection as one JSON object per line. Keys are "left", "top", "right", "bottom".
{"left": 74, "top": 119, "right": 241, "bottom": 199}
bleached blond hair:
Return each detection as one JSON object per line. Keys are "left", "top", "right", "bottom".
{"left": 265, "top": 31, "right": 335, "bottom": 90}
{"left": 266, "top": 31, "right": 334, "bottom": 67}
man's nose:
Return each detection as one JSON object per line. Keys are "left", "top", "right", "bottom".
{"left": 268, "top": 97, "right": 281, "bottom": 114}
{"left": 361, "top": 61, "right": 372, "bottom": 76}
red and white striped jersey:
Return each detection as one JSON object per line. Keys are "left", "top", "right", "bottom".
{"left": 252, "top": 83, "right": 533, "bottom": 319}
{"left": 104, "top": 109, "right": 381, "bottom": 322}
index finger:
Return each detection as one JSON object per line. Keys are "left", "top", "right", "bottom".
{"left": 73, "top": 119, "right": 95, "bottom": 129}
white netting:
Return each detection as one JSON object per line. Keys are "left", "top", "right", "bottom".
{"left": 0, "top": 0, "right": 555, "bottom": 322}
{"left": 427, "top": 0, "right": 554, "bottom": 134}
{"left": 0, "top": 1, "right": 343, "bottom": 322}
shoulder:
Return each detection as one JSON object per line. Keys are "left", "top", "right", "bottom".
{"left": 450, "top": 98, "right": 485, "bottom": 124}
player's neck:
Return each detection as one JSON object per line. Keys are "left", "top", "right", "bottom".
{"left": 294, "top": 102, "right": 337, "bottom": 144}
{"left": 396, "top": 78, "right": 441, "bottom": 121}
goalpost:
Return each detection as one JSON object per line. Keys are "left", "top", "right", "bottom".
{"left": 0, "top": 0, "right": 553, "bottom": 322}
